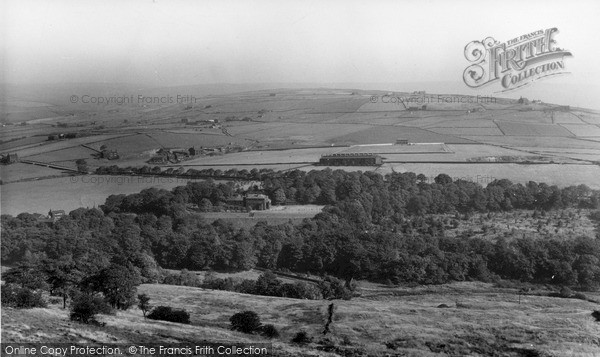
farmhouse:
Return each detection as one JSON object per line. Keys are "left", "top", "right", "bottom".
{"left": 101, "top": 150, "right": 119, "bottom": 160}
{"left": 1, "top": 153, "right": 19, "bottom": 164}
{"left": 225, "top": 194, "right": 272, "bottom": 211}
{"left": 319, "top": 153, "right": 382, "bottom": 166}
{"left": 48, "top": 209, "right": 65, "bottom": 222}
{"left": 244, "top": 194, "right": 271, "bottom": 210}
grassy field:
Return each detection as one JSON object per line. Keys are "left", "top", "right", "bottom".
{"left": 445, "top": 208, "right": 598, "bottom": 242}
{"left": 429, "top": 127, "right": 504, "bottom": 136}
{"left": 0, "top": 163, "right": 71, "bottom": 183}
{"left": 0, "top": 175, "right": 197, "bottom": 216}
{"left": 25, "top": 146, "right": 97, "bottom": 163}
{"left": 148, "top": 131, "right": 250, "bottom": 148}
{"left": 330, "top": 126, "right": 473, "bottom": 145}
{"left": 198, "top": 205, "right": 324, "bottom": 229}
{"left": 183, "top": 147, "right": 341, "bottom": 165}
{"left": 560, "top": 124, "right": 600, "bottom": 137}
{"left": 381, "top": 163, "right": 600, "bottom": 189}
{"left": 2, "top": 281, "right": 599, "bottom": 356}
{"left": 495, "top": 122, "right": 574, "bottom": 137}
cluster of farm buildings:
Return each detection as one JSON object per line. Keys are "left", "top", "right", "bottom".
{"left": 148, "top": 146, "right": 223, "bottom": 164}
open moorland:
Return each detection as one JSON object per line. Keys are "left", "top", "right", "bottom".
{"left": 2, "top": 280, "right": 600, "bottom": 357}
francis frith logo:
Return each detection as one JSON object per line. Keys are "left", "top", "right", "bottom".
{"left": 463, "top": 28, "right": 572, "bottom": 91}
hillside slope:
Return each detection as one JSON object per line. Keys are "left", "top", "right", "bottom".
{"left": 3, "top": 282, "right": 600, "bottom": 356}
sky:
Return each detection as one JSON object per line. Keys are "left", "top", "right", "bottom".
{"left": 2, "top": 0, "right": 600, "bottom": 107}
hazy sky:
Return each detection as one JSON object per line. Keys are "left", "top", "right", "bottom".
{"left": 2, "top": 0, "right": 600, "bottom": 106}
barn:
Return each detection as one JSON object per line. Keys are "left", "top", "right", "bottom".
{"left": 319, "top": 153, "right": 383, "bottom": 166}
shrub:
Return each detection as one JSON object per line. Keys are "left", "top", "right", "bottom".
{"left": 179, "top": 269, "right": 202, "bottom": 287}
{"left": 291, "top": 331, "right": 312, "bottom": 344}
{"left": 70, "top": 293, "right": 112, "bottom": 324}
{"left": 573, "top": 292, "right": 588, "bottom": 301}
{"left": 147, "top": 306, "right": 190, "bottom": 324}
{"left": 1, "top": 284, "right": 47, "bottom": 308}
{"left": 230, "top": 311, "right": 261, "bottom": 334}
{"left": 260, "top": 324, "right": 280, "bottom": 338}
{"left": 254, "top": 271, "right": 281, "bottom": 296}
{"left": 203, "top": 277, "right": 236, "bottom": 291}
{"left": 559, "top": 286, "right": 573, "bottom": 298}
{"left": 235, "top": 279, "right": 257, "bottom": 294}
{"left": 319, "top": 276, "right": 352, "bottom": 300}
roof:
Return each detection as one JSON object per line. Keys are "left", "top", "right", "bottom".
{"left": 245, "top": 193, "right": 269, "bottom": 199}
{"left": 321, "top": 153, "right": 381, "bottom": 159}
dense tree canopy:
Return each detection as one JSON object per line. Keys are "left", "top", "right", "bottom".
{"left": 2, "top": 170, "right": 600, "bottom": 291}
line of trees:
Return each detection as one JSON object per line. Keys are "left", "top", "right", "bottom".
{"left": 2, "top": 170, "right": 600, "bottom": 294}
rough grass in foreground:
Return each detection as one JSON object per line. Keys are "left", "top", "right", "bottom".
{"left": 2, "top": 281, "right": 600, "bottom": 356}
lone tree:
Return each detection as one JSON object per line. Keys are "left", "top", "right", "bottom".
{"left": 81, "top": 262, "right": 141, "bottom": 310}
{"left": 75, "top": 159, "right": 88, "bottom": 173}
{"left": 45, "top": 260, "right": 85, "bottom": 309}
{"left": 137, "top": 294, "right": 151, "bottom": 318}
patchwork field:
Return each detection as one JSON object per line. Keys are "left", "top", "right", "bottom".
{"left": 495, "top": 121, "right": 574, "bottom": 137}
{"left": 429, "top": 127, "right": 504, "bottom": 136}
{"left": 25, "top": 146, "right": 97, "bottom": 163}
{"left": 330, "top": 126, "right": 473, "bottom": 145}
{"left": 147, "top": 132, "right": 250, "bottom": 148}
{"left": 464, "top": 135, "right": 600, "bottom": 150}
{"left": 560, "top": 124, "right": 600, "bottom": 137}
{"left": 3, "top": 87, "right": 600, "bottom": 217}
{"left": 228, "top": 122, "right": 374, "bottom": 144}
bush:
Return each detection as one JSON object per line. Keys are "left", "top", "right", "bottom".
{"left": 147, "top": 306, "right": 190, "bottom": 324}
{"left": 203, "top": 277, "right": 237, "bottom": 291}
{"left": 573, "top": 292, "right": 588, "bottom": 301}
{"left": 1, "top": 284, "right": 47, "bottom": 308}
{"left": 291, "top": 331, "right": 312, "bottom": 344}
{"left": 260, "top": 324, "right": 280, "bottom": 338}
{"left": 230, "top": 311, "right": 261, "bottom": 334}
{"left": 559, "top": 286, "right": 573, "bottom": 298}
{"left": 254, "top": 271, "right": 281, "bottom": 296}
{"left": 235, "top": 279, "right": 257, "bottom": 294}
{"left": 319, "top": 276, "right": 352, "bottom": 300}
{"left": 70, "top": 293, "right": 112, "bottom": 324}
